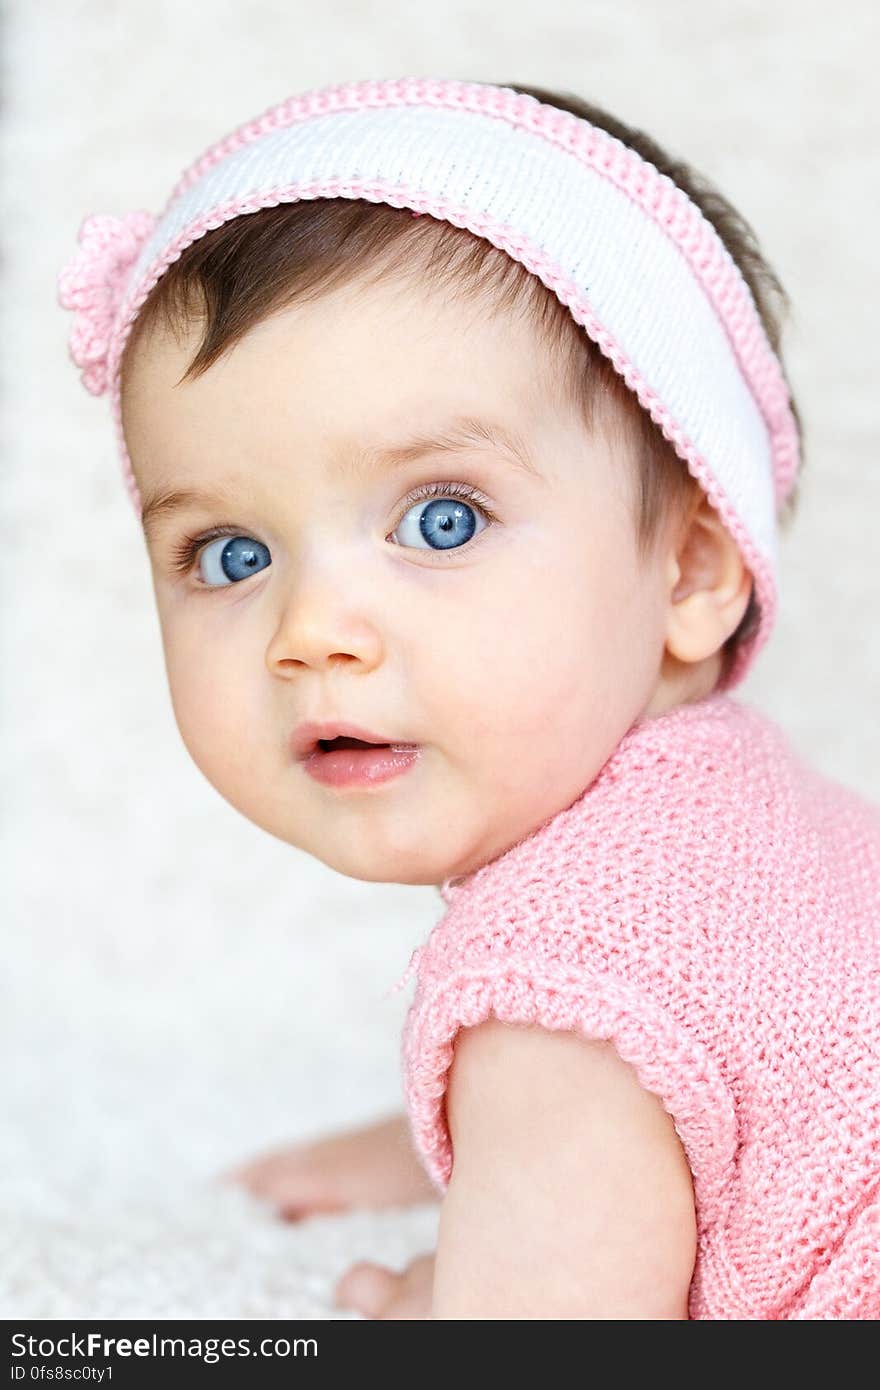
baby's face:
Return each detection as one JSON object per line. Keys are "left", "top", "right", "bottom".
{"left": 122, "top": 273, "right": 677, "bottom": 885}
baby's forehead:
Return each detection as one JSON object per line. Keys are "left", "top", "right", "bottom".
{"left": 120, "top": 267, "right": 630, "bottom": 500}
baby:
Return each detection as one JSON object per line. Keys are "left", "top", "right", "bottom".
{"left": 58, "top": 77, "right": 880, "bottom": 1319}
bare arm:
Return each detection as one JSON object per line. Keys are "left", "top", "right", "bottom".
{"left": 431, "top": 1018, "right": 698, "bottom": 1319}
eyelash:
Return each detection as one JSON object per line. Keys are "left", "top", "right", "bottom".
{"left": 168, "top": 480, "right": 500, "bottom": 578}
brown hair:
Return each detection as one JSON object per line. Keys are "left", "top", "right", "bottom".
{"left": 121, "top": 80, "right": 805, "bottom": 684}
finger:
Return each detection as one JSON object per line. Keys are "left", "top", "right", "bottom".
{"left": 376, "top": 1253, "right": 435, "bottom": 1319}
{"left": 377, "top": 1293, "right": 428, "bottom": 1320}
{"left": 216, "top": 1156, "right": 281, "bottom": 1186}
{"left": 334, "top": 1261, "right": 400, "bottom": 1317}
{"left": 218, "top": 1169, "right": 279, "bottom": 1198}
{"left": 216, "top": 1165, "right": 267, "bottom": 1187}
{"left": 277, "top": 1196, "right": 347, "bottom": 1223}
{"left": 223, "top": 1156, "right": 313, "bottom": 1198}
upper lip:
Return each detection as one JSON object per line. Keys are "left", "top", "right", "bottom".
{"left": 291, "top": 720, "right": 411, "bottom": 761}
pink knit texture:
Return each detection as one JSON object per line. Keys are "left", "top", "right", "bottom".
{"left": 399, "top": 693, "right": 880, "bottom": 1319}
{"left": 57, "top": 211, "right": 157, "bottom": 397}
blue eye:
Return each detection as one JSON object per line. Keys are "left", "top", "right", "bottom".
{"left": 172, "top": 482, "right": 496, "bottom": 589}
{"left": 392, "top": 484, "right": 492, "bottom": 551}
{"left": 197, "top": 534, "right": 272, "bottom": 587}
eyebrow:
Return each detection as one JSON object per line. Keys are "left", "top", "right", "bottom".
{"left": 139, "top": 414, "right": 542, "bottom": 537}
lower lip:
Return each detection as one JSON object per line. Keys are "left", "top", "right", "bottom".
{"left": 302, "top": 744, "right": 422, "bottom": 788}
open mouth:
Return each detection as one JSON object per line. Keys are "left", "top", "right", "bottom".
{"left": 317, "top": 736, "right": 391, "bottom": 751}
{"left": 303, "top": 735, "right": 422, "bottom": 787}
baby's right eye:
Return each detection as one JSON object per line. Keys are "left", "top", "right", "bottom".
{"left": 191, "top": 533, "right": 272, "bottom": 587}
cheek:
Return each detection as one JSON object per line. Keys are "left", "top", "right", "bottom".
{"left": 159, "top": 617, "right": 254, "bottom": 784}
{"left": 441, "top": 522, "right": 650, "bottom": 744}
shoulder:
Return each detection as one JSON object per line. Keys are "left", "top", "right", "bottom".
{"left": 448, "top": 1016, "right": 697, "bottom": 1186}
{"left": 440, "top": 1017, "right": 697, "bottom": 1316}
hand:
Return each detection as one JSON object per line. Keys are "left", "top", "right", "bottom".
{"left": 218, "top": 1111, "right": 439, "bottom": 1221}
{"left": 334, "top": 1252, "right": 436, "bottom": 1320}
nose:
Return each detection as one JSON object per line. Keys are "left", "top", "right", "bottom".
{"left": 264, "top": 571, "right": 385, "bottom": 675}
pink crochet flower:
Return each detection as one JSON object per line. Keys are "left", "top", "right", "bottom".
{"left": 57, "top": 211, "right": 157, "bottom": 396}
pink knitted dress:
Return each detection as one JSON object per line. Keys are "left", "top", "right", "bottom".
{"left": 399, "top": 692, "right": 880, "bottom": 1319}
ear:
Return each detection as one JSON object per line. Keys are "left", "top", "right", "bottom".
{"left": 662, "top": 491, "right": 753, "bottom": 665}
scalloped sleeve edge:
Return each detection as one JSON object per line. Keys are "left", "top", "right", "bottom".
{"left": 401, "top": 959, "right": 740, "bottom": 1234}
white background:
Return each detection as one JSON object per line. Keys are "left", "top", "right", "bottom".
{"left": 3, "top": 0, "right": 878, "bottom": 1316}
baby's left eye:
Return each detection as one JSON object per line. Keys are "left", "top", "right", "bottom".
{"left": 391, "top": 487, "right": 492, "bottom": 552}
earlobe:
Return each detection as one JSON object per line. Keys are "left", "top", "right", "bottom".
{"left": 664, "top": 496, "right": 753, "bottom": 665}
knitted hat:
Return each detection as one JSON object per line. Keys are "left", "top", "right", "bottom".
{"left": 56, "top": 76, "right": 801, "bottom": 691}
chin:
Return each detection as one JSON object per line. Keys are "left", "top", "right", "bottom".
{"left": 321, "top": 847, "right": 445, "bottom": 887}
